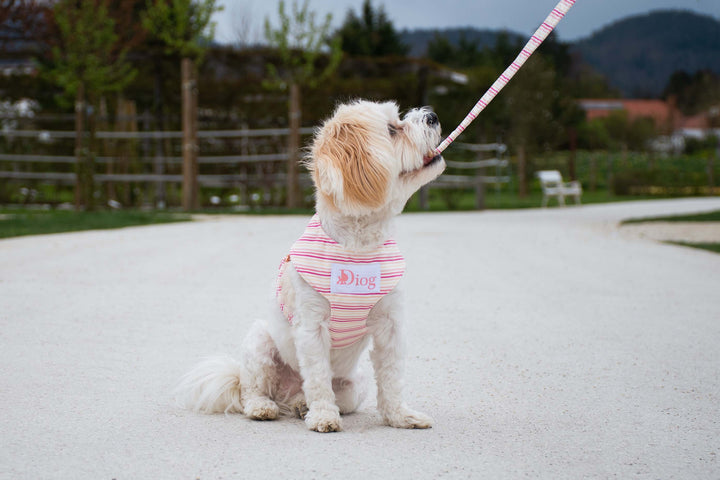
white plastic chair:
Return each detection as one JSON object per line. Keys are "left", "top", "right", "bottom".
{"left": 536, "top": 170, "right": 582, "bottom": 207}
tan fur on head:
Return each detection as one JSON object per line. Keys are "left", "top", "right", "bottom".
{"left": 309, "top": 118, "right": 390, "bottom": 213}
{"left": 307, "top": 99, "right": 444, "bottom": 218}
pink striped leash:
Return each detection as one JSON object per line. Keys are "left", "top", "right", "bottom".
{"left": 434, "top": 0, "right": 577, "bottom": 155}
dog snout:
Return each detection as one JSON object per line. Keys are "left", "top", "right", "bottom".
{"left": 425, "top": 112, "right": 439, "bottom": 127}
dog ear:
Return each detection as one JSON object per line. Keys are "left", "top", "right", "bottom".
{"left": 308, "top": 146, "right": 345, "bottom": 207}
{"left": 310, "top": 121, "right": 389, "bottom": 211}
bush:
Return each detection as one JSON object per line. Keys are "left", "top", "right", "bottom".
{"left": 611, "top": 168, "right": 659, "bottom": 195}
{"left": 684, "top": 136, "right": 718, "bottom": 155}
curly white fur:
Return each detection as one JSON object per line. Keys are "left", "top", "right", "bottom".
{"left": 175, "top": 100, "right": 444, "bottom": 432}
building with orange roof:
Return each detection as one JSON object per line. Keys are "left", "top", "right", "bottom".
{"left": 578, "top": 99, "right": 682, "bottom": 134}
{"left": 579, "top": 98, "right": 720, "bottom": 140}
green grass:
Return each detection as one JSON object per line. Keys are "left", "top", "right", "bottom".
{"left": 621, "top": 209, "right": 720, "bottom": 225}
{"left": 0, "top": 210, "right": 191, "bottom": 239}
{"left": 404, "top": 188, "right": 663, "bottom": 211}
{"left": 668, "top": 242, "right": 720, "bottom": 254}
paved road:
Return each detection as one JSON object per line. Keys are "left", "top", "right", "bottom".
{"left": 1, "top": 198, "right": 719, "bottom": 479}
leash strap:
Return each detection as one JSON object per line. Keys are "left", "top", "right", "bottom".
{"left": 435, "top": 0, "right": 577, "bottom": 155}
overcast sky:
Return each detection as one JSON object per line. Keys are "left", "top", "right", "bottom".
{"left": 212, "top": 0, "right": 720, "bottom": 45}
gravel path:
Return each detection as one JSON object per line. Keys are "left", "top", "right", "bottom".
{"left": 1, "top": 198, "right": 719, "bottom": 479}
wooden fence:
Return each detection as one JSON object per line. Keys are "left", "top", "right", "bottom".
{"left": 0, "top": 126, "right": 315, "bottom": 207}
{"left": 419, "top": 142, "right": 510, "bottom": 210}
{"left": 1, "top": 123, "right": 508, "bottom": 209}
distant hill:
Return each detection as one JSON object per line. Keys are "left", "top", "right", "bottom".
{"left": 401, "top": 10, "right": 720, "bottom": 99}
{"left": 572, "top": 10, "right": 720, "bottom": 97}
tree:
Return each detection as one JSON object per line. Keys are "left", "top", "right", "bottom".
{"left": 536, "top": 32, "right": 572, "bottom": 77}
{"left": 47, "top": 0, "right": 137, "bottom": 210}
{"left": 578, "top": 117, "right": 611, "bottom": 151}
{"left": 490, "top": 31, "right": 523, "bottom": 69}
{"left": 228, "top": 3, "right": 258, "bottom": 49}
{"left": 427, "top": 32, "right": 487, "bottom": 69}
{"left": 564, "top": 64, "right": 619, "bottom": 99}
{"left": 142, "top": 0, "right": 222, "bottom": 211}
{"left": 336, "top": 0, "right": 408, "bottom": 57}
{"left": 264, "top": 0, "right": 341, "bottom": 208}
{"left": 663, "top": 69, "right": 720, "bottom": 116}
{"left": 500, "top": 55, "right": 583, "bottom": 195}
{"left": 602, "top": 110, "right": 657, "bottom": 152}
{"left": 426, "top": 34, "right": 454, "bottom": 65}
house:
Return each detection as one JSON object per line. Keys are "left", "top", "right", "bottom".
{"left": 675, "top": 106, "right": 720, "bottom": 139}
{"left": 579, "top": 98, "right": 720, "bottom": 152}
{"left": 0, "top": 58, "right": 37, "bottom": 77}
{"left": 579, "top": 98, "right": 682, "bottom": 134}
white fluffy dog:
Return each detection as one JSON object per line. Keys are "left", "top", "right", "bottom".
{"left": 176, "top": 100, "right": 445, "bottom": 432}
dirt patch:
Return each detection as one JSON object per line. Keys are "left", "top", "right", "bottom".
{"left": 619, "top": 221, "right": 720, "bottom": 243}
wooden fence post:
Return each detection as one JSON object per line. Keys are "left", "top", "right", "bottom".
{"left": 182, "top": 57, "right": 199, "bottom": 211}
{"left": 475, "top": 179, "right": 486, "bottom": 210}
{"left": 589, "top": 153, "right": 597, "bottom": 192}
{"left": 287, "top": 82, "right": 301, "bottom": 209}
{"left": 517, "top": 145, "right": 527, "bottom": 198}
{"left": 74, "top": 83, "right": 84, "bottom": 210}
{"left": 99, "top": 97, "right": 118, "bottom": 203}
{"left": 419, "top": 186, "right": 429, "bottom": 210}
{"left": 475, "top": 148, "right": 485, "bottom": 210}
{"left": 141, "top": 110, "right": 152, "bottom": 205}
{"left": 85, "top": 93, "right": 97, "bottom": 211}
{"left": 152, "top": 110, "right": 166, "bottom": 209}
{"left": 709, "top": 144, "right": 717, "bottom": 193}
{"left": 568, "top": 127, "right": 577, "bottom": 181}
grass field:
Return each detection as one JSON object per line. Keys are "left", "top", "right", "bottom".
{"left": 0, "top": 210, "right": 191, "bottom": 239}
{"left": 622, "top": 209, "right": 720, "bottom": 255}
{"left": 404, "top": 188, "right": 665, "bottom": 211}
{"left": 621, "top": 209, "right": 720, "bottom": 224}
{"left": 669, "top": 242, "right": 720, "bottom": 254}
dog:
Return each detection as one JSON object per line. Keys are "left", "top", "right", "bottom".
{"left": 175, "top": 100, "right": 445, "bottom": 432}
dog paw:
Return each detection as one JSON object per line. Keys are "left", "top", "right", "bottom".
{"left": 383, "top": 406, "right": 433, "bottom": 429}
{"left": 305, "top": 403, "right": 342, "bottom": 433}
{"left": 293, "top": 400, "right": 309, "bottom": 420}
{"left": 243, "top": 397, "right": 279, "bottom": 421}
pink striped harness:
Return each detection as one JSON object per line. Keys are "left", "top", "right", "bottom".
{"left": 276, "top": 214, "right": 406, "bottom": 349}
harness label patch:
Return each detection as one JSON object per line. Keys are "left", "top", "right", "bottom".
{"left": 330, "top": 263, "right": 381, "bottom": 294}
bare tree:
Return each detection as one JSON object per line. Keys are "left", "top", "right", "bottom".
{"left": 46, "top": 0, "right": 137, "bottom": 210}
{"left": 264, "top": 0, "right": 342, "bottom": 208}
{"left": 142, "top": 0, "right": 222, "bottom": 211}
{"left": 229, "top": 3, "right": 258, "bottom": 49}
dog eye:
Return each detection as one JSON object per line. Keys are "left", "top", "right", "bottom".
{"left": 388, "top": 124, "right": 398, "bottom": 137}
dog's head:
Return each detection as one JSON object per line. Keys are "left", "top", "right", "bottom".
{"left": 307, "top": 100, "right": 445, "bottom": 216}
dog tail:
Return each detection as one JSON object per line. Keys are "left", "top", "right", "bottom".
{"left": 173, "top": 355, "right": 244, "bottom": 414}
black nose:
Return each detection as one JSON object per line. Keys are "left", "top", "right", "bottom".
{"left": 425, "top": 112, "right": 439, "bottom": 127}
